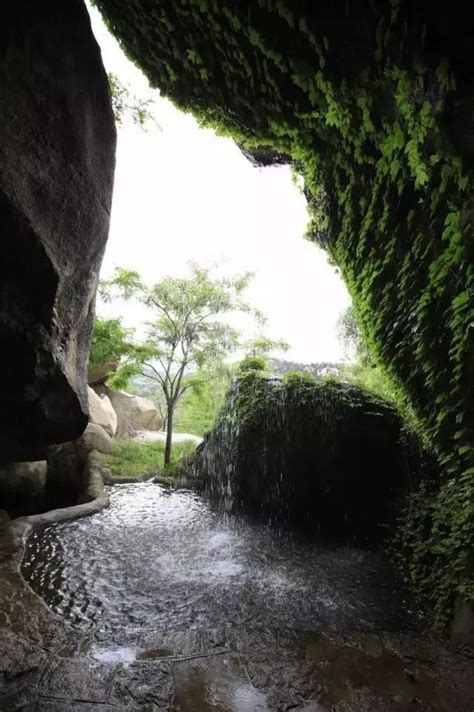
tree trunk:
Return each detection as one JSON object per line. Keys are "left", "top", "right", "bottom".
{"left": 164, "top": 406, "right": 173, "bottom": 466}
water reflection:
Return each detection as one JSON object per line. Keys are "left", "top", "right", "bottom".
{"left": 22, "top": 482, "right": 413, "bottom": 635}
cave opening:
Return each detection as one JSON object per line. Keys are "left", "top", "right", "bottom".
{"left": 0, "top": 2, "right": 473, "bottom": 708}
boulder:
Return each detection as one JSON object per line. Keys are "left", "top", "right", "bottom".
{"left": 194, "top": 373, "right": 421, "bottom": 542}
{"left": 88, "top": 359, "right": 119, "bottom": 386}
{"left": 88, "top": 387, "right": 117, "bottom": 437}
{"left": 48, "top": 424, "right": 114, "bottom": 493}
{"left": 81, "top": 423, "right": 114, "bottom": 455}
{"left": 0, "top": 461, "right": 47, "bottom": 497}
{"left": 78, "top": 449, "right": 108, "bottom": 503}
{"left": 95, "top": 386, "right": 162, "bottom": 435}
{"left": 0, "top": 0, "right": 116, "bottom": 460}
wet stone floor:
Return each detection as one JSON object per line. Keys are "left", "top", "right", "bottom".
{"left": 0, "top": 483, "right": 473, "bottom": 711}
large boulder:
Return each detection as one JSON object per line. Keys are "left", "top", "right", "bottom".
{"left": 0, "top": 0, "right": 116, "bottom": 461}
{"left": 88, "top": 359, "right": 119, "bottom": 387}
{"left": 194, "top": 372, "right": 422, "bottom": 542}
{"left": 94, "top": 386, "right": 162, "bottom": 435}
{"left": 88, "top": 387, "right": 117, "bottom": 437}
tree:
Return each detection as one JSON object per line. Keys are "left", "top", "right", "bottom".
{"left": 90, "top": 316, "right": 134, "bottom": 366}
{"left": 100, "top": 263, "right": 255, "bottom": 464}
{"left": 243, "top": 312, "right": 289, "bottom": 360}
{"left": 174, "top": 363, "right": 234, "bottom": 436}
{"left": 108, "top": 73, "right": 160, "bottom": 129}
{"left": 88, "top": 317, "right": 136, "bottom": 384}
{"left": 244, "top": 334, "right": 289, "bottom": 359}
{"left": 336, "top": 305, "right": 369, "bottom": 363}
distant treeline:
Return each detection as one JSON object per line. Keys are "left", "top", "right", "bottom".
{"left": 268, "top": 358, "right": 342, "bottom": 378}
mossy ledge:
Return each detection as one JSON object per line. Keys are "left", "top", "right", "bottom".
{"left": 93, "top": 0, "right": 473, "bottom": 626}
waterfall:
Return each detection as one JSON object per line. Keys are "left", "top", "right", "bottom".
{"left": 194, "top": 371, "right": 424, "bottom": 543}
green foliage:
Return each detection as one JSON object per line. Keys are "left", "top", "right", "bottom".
{"left": 100, "top": 262, "right": 256, "bottom": 462}
{"left": 341, "top": 361, "right": 397, "bottom": 404}
{"left": 174, "top": 365, "right": 233, "bottom": 435}
{"left": 107, "top": 72, "right": 157, "bottom": 128}
{"left": 244, "top": 334, "right": 290, "bottom": 359}
{"left": 337, "top": 306, "right": 369, "bottom": 363}
{"left": 94, "top": 0, "right": 473, "bottom": 625}
{"left": 238, "top": 356, "right": 268, "bottom": 373}
{"left": 336, "top": 305, "right": 397, "bottom": 403}
{"left": 101, "top": 262, "right": 253, "bottom": 384}
{"left": 89, "top": 317, "right": 134, "bottom": 367}
{"left": 106, "top": 437, "right": 197, "bottom": 478}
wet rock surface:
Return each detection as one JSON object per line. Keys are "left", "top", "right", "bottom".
{"left": 1, "top": 484, "right": 472, "bottom": 711}
{"left": 194, "top": 376, "right": 422, "bottom": 543}
{"left": 0, "top": 0, "right": 116, "bottom": 460}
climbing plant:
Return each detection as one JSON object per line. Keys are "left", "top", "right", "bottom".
{"left": 93, "top": 0, "right": 473, "bottom": 625}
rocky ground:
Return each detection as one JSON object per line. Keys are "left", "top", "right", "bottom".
{"left": 131, "top": 431, "right": 202, "bottom": 446}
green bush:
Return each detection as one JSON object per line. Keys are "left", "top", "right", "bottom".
{"left": 238, "top": 356, "right": 268, "bottom": 373}
{"left": 106, "top": 437, "right": 197, "bottom": 479}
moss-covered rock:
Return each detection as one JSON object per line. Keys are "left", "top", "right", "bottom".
{"left": 93, "top": 0, "right": 473, "bottom": 622}
{"left": 194, "top": 373, "right": 421, "bottom": 542}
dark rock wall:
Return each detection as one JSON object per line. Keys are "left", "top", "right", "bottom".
{"left": 0, "top": 0, "right": 116, "bottom": 460}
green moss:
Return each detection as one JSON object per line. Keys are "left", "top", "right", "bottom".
{"left": 94, "top": 0, "right": 473, "bottom": 625}
{"left": 196, "top": 371, "right": 418, "bottom": 541}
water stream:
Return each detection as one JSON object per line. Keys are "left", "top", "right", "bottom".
{"left": 22, "top": 482, "right": 414, "bottom": 637}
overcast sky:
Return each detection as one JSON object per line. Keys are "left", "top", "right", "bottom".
{"left": 88, "top": 4, "right": 351, "bottom": 363}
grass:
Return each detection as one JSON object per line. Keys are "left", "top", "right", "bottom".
{"left": 105, "top": 437, "right": 197, "bottom": 480}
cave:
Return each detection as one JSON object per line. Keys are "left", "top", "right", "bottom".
{"left": 0, "top": 1, "right": 473, "bottom": 708}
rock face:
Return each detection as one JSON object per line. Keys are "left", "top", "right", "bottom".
{"left": 0, "top": 0, "right": 116, "bottom": 461}
{"left": 81, "top": 423, "right": 115, "bottom": 455}
{"left": 88, "top": 387, "right": 117, "bottom": 438}
{"left": 88, "top": 359, "right": 119, "bottom": 387}
{"left": 48, "top": 424, "right": 114, "bottom": 495}
{"left": 0, "top": 461, "right": 48, "bottom": 518}
{"left": 0, "top": 462, "right": 47, "bottom": 497}
{"left": 194, "top": 373, "right": 419, "bottom": 542}
{"left": 94, "top": 386, "right": 162, "bottom": 435}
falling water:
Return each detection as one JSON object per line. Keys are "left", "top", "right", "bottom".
{"left": 193, "top": 374, "right": 411, "bottom": 540}
{"left": 22, "top": 482, "right": 415, "bottom": 636}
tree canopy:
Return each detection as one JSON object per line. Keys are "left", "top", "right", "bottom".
{"left": 99, "top": 263, "right": 258, "bottom": 463}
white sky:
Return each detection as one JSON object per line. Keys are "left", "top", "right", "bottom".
{"left": 88, "top": 4, "right": 351, "bottom": 363}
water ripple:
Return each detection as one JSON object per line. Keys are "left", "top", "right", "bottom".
{"left": 22, "top": 483, "right": 414, "bottom": 635}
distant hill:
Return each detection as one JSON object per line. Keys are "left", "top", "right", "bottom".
{"left": 268, "top": 358, "right": 342, "bottom": 378}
